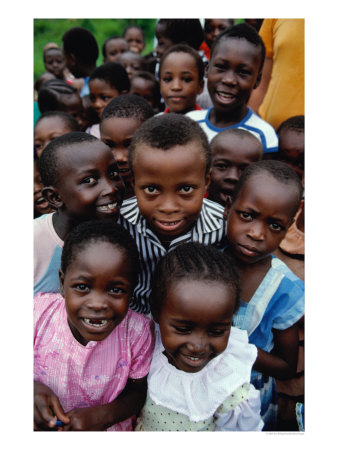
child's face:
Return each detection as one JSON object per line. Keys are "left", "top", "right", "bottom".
{"left": 60, "top": 241, "right": 132, "bottom": 346}
{"left": 103, "top": 38, "right": 128, "bottom": 63}
{"left": 34, "top": 160, "right": 53, "bottom": 217}
{"left": 54, "top": 141, "right": 124, "bottom": 222}
{"left": 133, "top": 143, "right": 210, "bottom": 243}
{"left": 34, "top": 116, "right": 73, "bottom": 158}
{"left": 154, "top": 23, "right": 174, "bottom": 59}
{"left": 60, "top": 93, "right": 86, "bottom": 130}
{"left": 44, "top": 49, "right": 65, "bottom": 78}
{"left": 157, "top": 279, "right": 235, "bottom": 373}
{"left": 209, "top": 134, "right": 262, "bottom": 207}
{"left": 207, "top": 37, "right": 261, "bottom": 116}
{"left": 130, "top": 77, "right": 156, "bottom": 108}
{"left": 278, "top": 129, "right": 304, "bottom": 180}
{"left": 226, "top": 173, "right": 297, "bottom": 264}
{"left": 89, "top": 79, "right": 120, "bottom": 119}
{"left": 124, "top": 28, "right": 145, "bottom": 54}
{"left": 100, "top": 116, "right": 142, "bottom": 186}
{"left": 160, "top": 52, "right": 204, "bottom": 114}
{"left": 204, "top": 19, "right": 233, "bottom": 49}
{"left": 119, "top": 52, "right": 143, "bottom": 79}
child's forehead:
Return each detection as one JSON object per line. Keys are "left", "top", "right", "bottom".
{"left": 134, "top": 141, "right": 206, "bottom": 163}
{"left": 212, "top": 134, "right": 261, "bottom": 157}
{"left": 212, "top": 36, "right": 261, "bottom": 62}
{"left": 58, "top": 141, "right": 111, "bottom": 166}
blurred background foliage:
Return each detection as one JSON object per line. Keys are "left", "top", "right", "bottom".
{"left": 34, "top": 18, "right": 157, "bottom": 81}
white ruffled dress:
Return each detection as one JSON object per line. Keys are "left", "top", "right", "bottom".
{"left": 135, "top": 325, "right": 264, "bottom": 431}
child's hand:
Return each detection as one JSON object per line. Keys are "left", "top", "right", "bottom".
{"left": 61, "top": 405, "right": 111, "bottom": 431}
{"left": 34, "top": 381, "right": 70, "bottom": 431}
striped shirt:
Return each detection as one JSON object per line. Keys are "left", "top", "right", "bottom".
{"left": 119, "top": 197, "right": 227, "bottom": 314}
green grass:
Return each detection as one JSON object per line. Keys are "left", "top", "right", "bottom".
{"left": 34, "top": 18, "right": 157, "bottom": 81}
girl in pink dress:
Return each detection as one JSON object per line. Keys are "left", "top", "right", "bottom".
{"left": 34, "top": 220, "right": 154, "bottom": 431}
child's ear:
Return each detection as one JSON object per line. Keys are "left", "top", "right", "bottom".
{"left": 223, "top": 201, "right": 232, "bottom": 221}
{"left": 204, "top": 171, "right": 211, "bottom": 192}
{"left": 204, "top": 62, "right": 209, "bottom": 79}
{"left": 253, "top": 70, "right": 262, "bottom": 89}
{"left": 42, "top": 186, "right": 63, "bottom": 209}
{"left": 197, "top": 78, "right": 204, "bottom": 95}
{"left": 131, "top": 177, "right": 135, "bottom": 189}
{"left": 59, "top": 269, "right": 65, "bottom": 297}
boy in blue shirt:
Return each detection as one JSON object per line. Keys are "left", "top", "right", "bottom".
{"left": 186, "top": 23, "right": 278, "bottom": 154}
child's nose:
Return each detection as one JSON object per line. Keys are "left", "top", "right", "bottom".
{"left": 112, "top": 147, "right": 128, "bottom": 163}
{"left": 86, "top": 292, "right": 110, "bottom": 311}
{"left": 186, "top": 332, "right": 207, "bottom": 354}
{"left": 102, "top": 175, "right": 124, "bottom": 196}
{"left": 171, "top": 77, "right": 182, "bottom": 90}
{"left": 158, "top": 194, "right": 179, "bottom": 214}
{"left": 248, "top": 221, "right": 265, "bottom": 241}
{"left": 225, "top": 166, "right": 241, "bottom": 182}
{"left": 222, "top": 70, "right": 237, "bottom": 85}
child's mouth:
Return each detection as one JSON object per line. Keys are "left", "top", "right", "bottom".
{"left": 215, "top": 91, "right": 236, "bottom": 104}
{"left": 97, "top": 202, "right": 119, "bottom": 214}
{"left": 155, "top": 219, "right": 184, "bottom": 232}
{"left": 83, "top": 318, "right": 108, "bottom": 327}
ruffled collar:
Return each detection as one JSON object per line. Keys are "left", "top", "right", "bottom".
{"left": 148, "top": 325, "right": 257, "bottom": 421}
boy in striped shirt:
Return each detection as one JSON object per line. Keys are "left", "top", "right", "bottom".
{"left": 120, "top": 114, "right": 227, "bottom": 314}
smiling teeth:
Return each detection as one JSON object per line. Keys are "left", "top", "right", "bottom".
{"left": 160, "top": 221, "right": 180, "bottom": 225}
{"left": 83, "top": 318, "right": 108, "bottom": 327}
{"left": 187, "top": 356, "right": 200, "bottom": 360}
{"left": 218, "top": 92, "right": 234, "bottom": 98}
{"left": 97, "top": 203, "right": 117, "bottom": 211}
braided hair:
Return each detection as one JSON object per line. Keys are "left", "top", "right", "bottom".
{"left": 150, "top": 242, "right": 240, "bottom": 318}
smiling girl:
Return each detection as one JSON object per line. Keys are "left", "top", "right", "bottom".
{"left": 34, "top": 220, "right": 154, "bottom": 431}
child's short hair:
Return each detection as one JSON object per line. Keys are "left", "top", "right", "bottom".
{"left": 123, "top": 25, "right": 145, "bottom": 41}
{"left": 129, "top": 114, "right": 211, "bottom": 175}
{"left": 62, "top": 27, "right": 99, "bottom": 66}
{"left": 61, "top": 219, "right": 140, "bottom": 289}
{"left": 210, "top": 23, "right": 266, "bottom": 72}
{"left": 150, "top": 242, "right": 240, "bottom": 318}
{"left": 89, "top": 62, "right": 130, "bottom": 92}
{"left": 35, "top": 110, "right": 80, "bottom": 132}
{"left": 102, "top": 36, "right": 127, "bottom": 58}
{"left": 210, "top": 128, "right": 263, "bottom": 154}
{"left": 232, "top": 160, "right": 303, "bottom": 218}
{"left": 157, "top": 19, "right": 204, "bottom": 50}
{"left": 34, "top": 72, "right": 56, "bottom": 93}
{"left": 277, "top": 115, "right": 305, "bottom": 135}
{"left": 37, "top": 79, "right": 79, "bottom": 113}
{"left": 101, "top": 93, "right": 154, "bottom": 122}
{"left": 159, "top": 43, "right": 205, "bottom": 82}
{"left": 38, "top": 131, "right": 98, "bottom": 187}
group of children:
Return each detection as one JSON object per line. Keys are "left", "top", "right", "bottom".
{"left": 33, "top": 19, "right": 305, "bottom": 432}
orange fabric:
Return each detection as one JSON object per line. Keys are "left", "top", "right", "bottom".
{"left": 258, "top": 19, "right": 304, "bottom": 130}
{"left": 279, "top": 200, "right": 304, "bottom": 255}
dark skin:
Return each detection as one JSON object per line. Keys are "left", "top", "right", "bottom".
{"left": 34, "top": 377, "right": 147, "bottom": 431}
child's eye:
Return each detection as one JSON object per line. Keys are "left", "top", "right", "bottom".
{"left": 109, "top": 169, "right": 120, "bottom": 179}
{"left": 239, "top": 211, "right": 252, "bottom": 220}
{"left": 208, "top": 329, "right": 227, "bottom": 337}
{"left": 74, "top": 283, "right": 89, "bottom": 292}
{"left": 180, "top": 185, "right": 194, "bottom": 194}
{"left": 144, "top": 186, "right": 158, "bottom": 194}
{"left": 269, "top": 222, "right": 283, "bottom": 232}
{"left": 162, "top": 77, "right": 172, "bottom": 83}
{"left": 108, "top": 287, "right": 124, "bottom": 294}
{"left": 214, "top": 163, "right": 228, "bottom": 170}
{"left": 173, "top": 326, "right": 191, "bottom": 334}
{"left": 82, "top": 176, "right": 96, "bottom": 184}
{"left": 182, "top": 77, "right": 193, "bottom": 83}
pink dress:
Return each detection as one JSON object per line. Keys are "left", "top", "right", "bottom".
{"left": 34, "top": 292, "right": 155, "bottom": 431}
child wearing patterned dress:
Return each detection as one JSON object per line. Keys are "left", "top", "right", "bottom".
{"left": 223, "top": 160, "right": 305, "bottom": 430}
{"left": 135, "top": 242, "right": 263, "bottom": 431}
{"left": 34, "top": 220, "right": 154, "bottom": 431}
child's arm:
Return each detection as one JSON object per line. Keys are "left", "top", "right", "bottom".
{"left": 34, "top": 381, "right": 70, "bottom": 430}
{"left": 61, "top": 376, "right": 148, "bottom": 431}
{"left": 253, "top": 323, "right": 300, "bottom": 380}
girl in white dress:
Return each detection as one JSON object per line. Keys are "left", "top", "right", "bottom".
{"left": 136, "top": 242, "right": 263, "bottom": 431}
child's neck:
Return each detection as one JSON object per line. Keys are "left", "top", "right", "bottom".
{"left": 52, "top": 210, "right": 83, "bottom": 241}
{"left": 226, "top": 251, "right": 272, "bottom": 303}
{"left": 209, "top": 105, "right": 249, "bottom": 129}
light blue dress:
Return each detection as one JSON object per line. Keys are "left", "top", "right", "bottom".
{"left": 232, "top": 256, "right": 304, "bottom": 431}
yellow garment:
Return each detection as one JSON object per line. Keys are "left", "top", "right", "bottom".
{"left": 258, "top": 19, "right": 304, "bottom": 130}
{"left": 135, "top": 384, "right": 250, "bottom": 431}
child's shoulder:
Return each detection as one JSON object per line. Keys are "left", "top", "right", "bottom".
{"left": 270, "top": 256, "right": 304, "bottom": 289}
{"left": 185, "top": 108, "right": 209, "bottom": 122}
{"left": 243, "top": 109, "right": 278, "bottom": 153}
